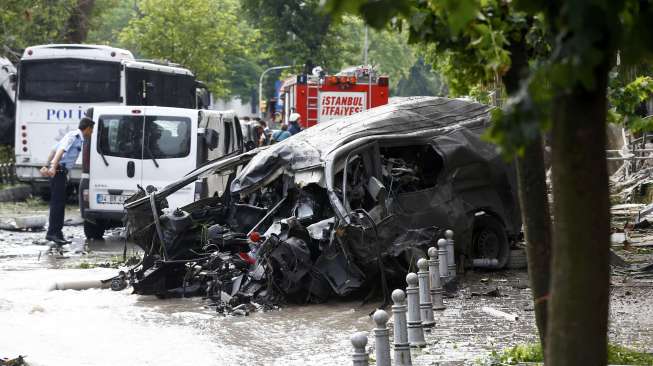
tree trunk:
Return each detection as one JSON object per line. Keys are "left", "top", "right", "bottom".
{"left": 502, "top": 34, "right": 552, "bottom": 349}
{"left": 545, "top": 60, "right": 611, "bottom": 365}
{"left": 64, "top": 0, "right": 96, "bottom": 43}
{"left": 516, "top": 137, "right": 551, "bottom": 348}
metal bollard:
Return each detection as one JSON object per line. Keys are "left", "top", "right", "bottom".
{"left": 391, "top": 289, "right": 412, "bottom": 366}
{"left": 373, "top": 309, "right": 392, "bottom": 366}
{"left": 405, "top": 272, "right": 426, "bottom": 347}
{"left": 417, "top": 258, "right": 435, "bottom": 328}
{"left": 351, "top": 332, "right": 369, "bottom": 366}
{"left": 437, "top": 238, "right": 449, "bottom": 284}
{"left": 445, "top": 229, "right": 456, "bottom": 279}
{"left": 428, "top": 247, "right": 446, "bottom": 310}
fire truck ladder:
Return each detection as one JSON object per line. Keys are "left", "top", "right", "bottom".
{"left": 306, "top": 83, "right": 319, "bottom": 125}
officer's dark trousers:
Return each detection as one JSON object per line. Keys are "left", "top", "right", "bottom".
{"left": 46, "top": 169, "right": 67, "bottom": 239}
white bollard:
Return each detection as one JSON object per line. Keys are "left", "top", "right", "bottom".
{"left": 417, "top": 258, "right": 435, "bottom": 328}
{"left": 351, "top": 332, "right": 369, "bottom": 366}
{"left": 445, "top": 230, "right": 456, "bottom": 279}
{"left": 391, "top": 289, "right": 412, "bottom": 366}
{"left": 405, "top": 272, "right": 426, "bottom": 348}
{"left": 437, "top": 238, "right": 449, "bottom": 284}
{"left": 373, "top": 309, "right": 392, "bottom": 366}
{"left": 428, "top": 247, "right": 446, "bottom": 310}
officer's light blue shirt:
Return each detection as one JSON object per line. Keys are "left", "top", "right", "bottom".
{"left": 272, "top": 129, "right": 291, "bottom": 142}
{"left": 55, "top": 130, "right": 83, "bottom": 170}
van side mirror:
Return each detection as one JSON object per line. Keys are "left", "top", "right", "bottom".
{"left": 204, "top": 128, "right": 219, "bottom": 150}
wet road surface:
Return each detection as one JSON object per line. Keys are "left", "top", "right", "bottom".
{"left": 1, "top": 202, "right": 652, "bottom": 365}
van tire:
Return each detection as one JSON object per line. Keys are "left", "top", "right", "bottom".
{"left": 472, "top": 215, "right": 510, "bottom": 269}
{"left": 84, "top": 220, "right": 105, "bottom": 240}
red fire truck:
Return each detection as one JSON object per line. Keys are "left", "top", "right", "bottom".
{"left": 280, "top": 66, "right": 389, "bottom": 128}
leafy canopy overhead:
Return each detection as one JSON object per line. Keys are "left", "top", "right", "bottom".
{"left": 0, "top": 0, "right": 77, "bottom": 60}
{"left": 324, "top": 0, "right": 653, "bottom": 154}
{"left": 242, "top": 0, "right": 336, "bottom": 70}
{"left": 119, "top": 0, "right": 258, "bottom": 99}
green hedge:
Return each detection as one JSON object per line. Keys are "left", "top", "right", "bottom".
{"left": 486, "top": 343, "right": 653, "bottom": 365}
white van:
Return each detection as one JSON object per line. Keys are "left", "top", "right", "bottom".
{"left": 79, "top": 106, "right": 242, "bottom": 239}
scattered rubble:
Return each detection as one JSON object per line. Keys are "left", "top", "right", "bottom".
{"left": 481, "top": 306, "right": 519, "bottom": 321}
{"left": 0, "top": 215, "right": 46, "bottom": 230}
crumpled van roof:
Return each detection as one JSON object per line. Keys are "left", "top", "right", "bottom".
{"left": 231, "top": 96, "right": 493, "bottom": 195}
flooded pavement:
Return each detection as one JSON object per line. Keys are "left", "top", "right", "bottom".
{"left": 1, "top": 202, "right": 652, "bottom": 365}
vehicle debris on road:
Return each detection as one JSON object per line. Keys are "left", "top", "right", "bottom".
{"left": 116, "top": 97, "right": 522, "bottom": 312}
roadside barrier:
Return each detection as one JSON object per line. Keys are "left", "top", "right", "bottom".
{"left": 428, "top": 247, "right": 446, "bottom": 310}
{"left": 417, "top": 258, "right": 435, "bottom": 328}
{"left": 437, "top": 239, "right": 449, "bottom": 284}
{"left": 373, "top": 309, "right": 392, "bottom": 366}
{"left": 350, "top": 231, "right": 458, "bottom": 365}
{"left": 351, "top": 332, "right": 369, "bottom": 366}
{"left": 406, "top": 272, "right": 426, "bottom": 347}
{"left": 445, "top": 230, "right": 456, "bottom": 279}
{"left": 391, "top": 289, "right": 412, "bottom": 366}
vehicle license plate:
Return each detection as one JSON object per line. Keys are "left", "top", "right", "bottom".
{"left": 96, "top": 194, "right": 129, "bottom": 204}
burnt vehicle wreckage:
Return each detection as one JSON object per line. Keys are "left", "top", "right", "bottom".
{"left": 116, "top": 97, "right": 521, "bottom": 312}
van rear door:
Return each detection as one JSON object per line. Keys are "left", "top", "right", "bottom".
{"left": 139, "top": 107, "right": 197, "bottom": 209}
{"left": 89, "top": 109, "right": 144, "bottom": 212}
{"left": 197, "top": 111, "right": 243, "bottom": 197}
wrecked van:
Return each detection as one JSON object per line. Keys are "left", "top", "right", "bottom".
{"left": 121, "top": 97, "right": 521, "bottom": 306}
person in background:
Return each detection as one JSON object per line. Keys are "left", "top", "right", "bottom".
{"left": 288, "top": 113, "right": 302, "bottom": 135}
{"left": 255, "top": 121, "right": 269, "bottom": 147}
{"left": 271, "top": 124, "right": 291, "bottom": 143}
{"left": 259, "top": 120, "right": 271, "bottom": 141}
{"left": 40, "top": 117, "right": 94, "bottom": 245}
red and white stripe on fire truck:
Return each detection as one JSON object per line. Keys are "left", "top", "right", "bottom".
{"left": 281, "top": 65, "right": 389, "bottom": 128}
{"left": 319, "top": 92, "right": 366, "bottom": 121}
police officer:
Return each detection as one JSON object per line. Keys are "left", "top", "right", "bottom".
{"left": 40, "top": 117, "right": 94, "bottom": 245}
{"left": 288, "top": 113, "right": 302, "bottom": 135}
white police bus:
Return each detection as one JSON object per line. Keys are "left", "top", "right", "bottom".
{"left": 13, "top": 44, "right": 200, "bottom": 195}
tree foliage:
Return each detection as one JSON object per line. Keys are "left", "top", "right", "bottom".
{"left": 241, "top": 0, "right": 335, "bottom": 70}
{"left": 64, "top": 0, "right": 96, "bottom": 43}
{"left": 608, "top": 68, "right": 653, "bottom": 132}
{"left": 86, "top": 0, "right": 136, "bottom": 46}
{"left": 395, "top": 57, "right": 447, "bottom": 97}
{"left": 335, "top": 16, "right": 425, "bottom": 93}
{"left": 118, "top": 0, "right": 258, "bottom": 99}
{"left": 0, "top": 0, "right": 76, "bottom": 60}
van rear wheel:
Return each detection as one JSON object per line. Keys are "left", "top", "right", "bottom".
{"left": 84, "top": 219, "right": 105, "bottom": 240}
{"left": 472, "top": 215, "right": 509, "bottom": 269}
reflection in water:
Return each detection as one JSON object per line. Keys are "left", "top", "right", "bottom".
{"left": 0, "top": 231, "right": 374, "bottom": 366}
